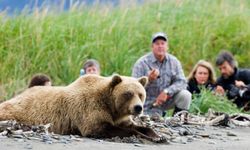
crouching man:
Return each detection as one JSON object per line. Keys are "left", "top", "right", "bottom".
{"left": 132, "top": 32, "right": 191, "bottom": 117}
{"left": 215, "top": 50, "right": 250, "bottom": 111}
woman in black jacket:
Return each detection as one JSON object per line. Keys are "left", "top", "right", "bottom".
{"left": 187, "top": 60, "right": 216, "bottom": 94}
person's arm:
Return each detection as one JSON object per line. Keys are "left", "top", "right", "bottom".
{"left": 241, "top": 69, "right": 250, "bottom": 90}
{"left": 233, "top": 69, "right": 250, "bottom": 90}
{"left": 154, "top": 60, "right": 186, "bottom": 106}
{"left": 214, "top": 78, "right": 225, "bottom": 95}
{"left": 132, "top": 59, "right": 160, "bottom": 82}
{"left": 164, "top": 60, "right": 187, "bottom": 97}
{"left": 132, "top": 60, "right": 147, "bottom": 78}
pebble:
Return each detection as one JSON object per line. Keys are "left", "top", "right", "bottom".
{"left": 17, "top": 138, "right": 25, "bottom": 142}
{"left": 0, "top": 130, "right": 8, "bottom": 136}
{"left": 187, "top": 137, "right": 194, "bottom": 142}
{"left": 70, "top": 135, "right": 83, "bottom": 142}
{"left": 98, "top": 140, "right": 104, "bottom": 143}
{"left": 195, "top": 126, "right": 206, "bottom": 131}
{"left": 179, "top": 128, "right": 190, "bottom": 136}
{"left": 209, "top": 135, "right": 218, "bottom": 139}
{"left": 0, "top": 135, "right": 8, "bottom": 139}
{"left": 197, "top": 133, "right": 210, "bottom": 138}
{"left": 192, "top": 135, "right": 202, "bottom": 139}
{"left": 233, "top": 138, "right": 240, "bottom": 141}
{"left": 227, "top": 131, "right": 237, "bottom": 136}
{"left": 24, "top": 143, "right": 33, "bottom": 149}
{"left": 216, "top": 147, "right": 224, "bottom": 150}
{"left": 134, "top": 144, "right": 142, "bottom": 147}
{"left": 208, "top": 141, "right": 216, "bottom": 144}
{"left": 171, "top": 137, "right": 187, "bottom": 144}
{"left": 45, "top": 140, "right": 53, "bottom": 144}
{"left": 42, "top": 134, "right": 53, "bottom": 144}
{"left": 139, "top": 115, "right": 150, "bottom": 122}
{"left": 13, "top": 135, "right": 24, "bottom": 138}
{"left": 59, "top": 139, "right": 69, "bottom": 144}
{"left": 51, "top": 135, "right": 60, "bottom": 140}
{"left": 219, "top": 138, "right": 226, "bottom": 141}
{"left": 214, "top": 133, "right": 222, "bottom": 136}
{"left": 28, "top": 137, "right": 41, "bottom": 141}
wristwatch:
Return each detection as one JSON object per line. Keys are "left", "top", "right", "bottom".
{"left": 163, "top": 89, "right": 168, "bottom": 95}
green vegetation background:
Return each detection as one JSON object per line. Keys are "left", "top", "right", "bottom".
{"left": 0, "top": 0, "right": 250, "bottom": 101}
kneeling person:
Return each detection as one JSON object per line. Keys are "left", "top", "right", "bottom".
{"left": 132, "top": 32, "right": 191, "bottom": 117}
{"left": 215, "top": 50, "right": 250, "bottom": 110}
{"left": 187, "top": 60, "right": 216, "bottom": 94}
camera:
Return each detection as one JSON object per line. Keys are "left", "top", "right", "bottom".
{"left": 241, "top": 88, "right": 250, "bottom": 100}
{"left": 228, "top": 84, "right": 250, "bottom": 100}
{"left": 228, "top": 85, "right": 240, "bottom": 99}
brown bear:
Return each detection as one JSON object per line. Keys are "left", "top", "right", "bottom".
{"left": 0, "top": 74, "right": 164, "bottom": 142}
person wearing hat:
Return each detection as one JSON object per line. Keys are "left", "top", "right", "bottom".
{"left": 132, "top": 32, "right": 191, "bottom": 117}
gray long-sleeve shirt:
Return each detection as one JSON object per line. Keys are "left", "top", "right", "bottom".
{"left": 132, "top": 52, "right": 187, "bottom": 106}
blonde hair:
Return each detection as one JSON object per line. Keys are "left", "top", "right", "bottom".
{"left": 187, "top": 60, "right": 216, "bottom": 84}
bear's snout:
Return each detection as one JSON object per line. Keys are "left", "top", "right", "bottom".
{"left": 133, "top": 105, "right": 143, "bottom": 115}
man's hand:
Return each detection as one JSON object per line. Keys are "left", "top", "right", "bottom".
{"left": 235, "top": 80, "right": 246, "bottom": 88}
{"left": 215, "top": 85, "right": 225, "bottom": 95}
{"left": 154, "top": 92, "right": 170, "bottom": 106}
{"left": 148, "top": 69, "right": 160, "bottom": 82}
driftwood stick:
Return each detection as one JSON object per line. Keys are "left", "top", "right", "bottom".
{"left": 230, "top": 113, "right": 250, "bottom": 121}
{"left": 186, "top": 115, "right": 226, "bottom": 126}
{"left": 204, "top": 115, "right": 226, "bottom": 126}
{"left": 231, "top": 120, "right": 250, "bottom": 127}
{"left": 0, "top": 120, "right": 15, "bottom": 127}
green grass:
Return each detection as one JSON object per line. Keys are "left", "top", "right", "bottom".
{"left": 189, "top": 89, "right": 242, "bottom": 115}
{"left": 0, "top": 0, "right": 250, "bottom": 101}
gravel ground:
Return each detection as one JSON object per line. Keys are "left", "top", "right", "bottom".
{"left": 0, "top": 127, "right": 250, "bottom": 150}
{"left": 1, "top": 119, "right": 250, "bottom": 150}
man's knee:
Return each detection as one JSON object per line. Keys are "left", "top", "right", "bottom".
{"left": 174, "top": 90, "right": 192, "bottom": 110}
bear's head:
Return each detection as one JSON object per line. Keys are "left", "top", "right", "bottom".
{"left": 110, "top": 75, "right": 148, "bottom": 117}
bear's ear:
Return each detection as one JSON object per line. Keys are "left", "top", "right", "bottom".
{"left": 110, "top": 75, "right": 122, "bottom": 87}
{"left": 138, "top": 76, "right": 148, "bottom": 87}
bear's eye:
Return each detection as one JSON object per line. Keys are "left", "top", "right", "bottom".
{"left": 123, "top": 91, "right": 134, "bottom": 100}
{"left": 138, "top": 93, "right": 143, "bottom": 99}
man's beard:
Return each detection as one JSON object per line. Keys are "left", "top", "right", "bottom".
{"left": 222, "top": 73, "right": 230, "bottom": 79}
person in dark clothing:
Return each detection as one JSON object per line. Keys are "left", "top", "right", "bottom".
{"left": 187, "top": 60, "right": 216, "bottom": 94}
{"left": 28, "top": 74, "right": 52, "bottom": 88}
{"left": 215, "top": 50, "right": 250, "bottom": 110}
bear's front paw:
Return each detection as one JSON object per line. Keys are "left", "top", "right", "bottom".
{"left": 152, "top": 136, "right": 167, "bottom": 143}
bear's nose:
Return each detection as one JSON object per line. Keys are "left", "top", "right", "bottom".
{"left": 134, "top": 105, "right": 142, "bottom": 114}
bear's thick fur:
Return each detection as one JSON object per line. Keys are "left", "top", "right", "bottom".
{"left": 0, "top": 75, "right": 164, "bottom": 142}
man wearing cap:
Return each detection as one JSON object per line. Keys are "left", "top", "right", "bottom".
{"left": 132, "top": 32, "right": 191, "bottom": 117}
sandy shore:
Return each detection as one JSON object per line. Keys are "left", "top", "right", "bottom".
{"left": 1, "top": 126, "right": 250, "bottom": 150}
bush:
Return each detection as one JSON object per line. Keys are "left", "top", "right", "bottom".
{"left": 189, "top": 89, "right": 242, "bottom": 115}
